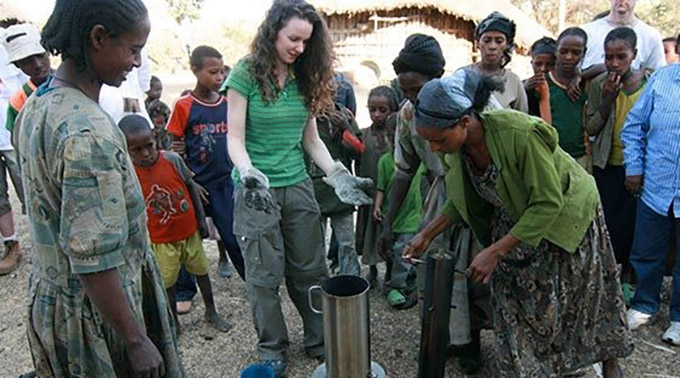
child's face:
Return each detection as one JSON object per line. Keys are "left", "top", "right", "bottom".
{"left": 193, "top": 57, "right": 225, "bottom": 93}
{"left": 368, "top": 95, "right": 392, "bottom": 126}
{"left": 663, "top": 41, "right": 679, "bottom": 64}
{"left": 477, "top": 31, "right": 508, "bottom": 67}
{"left": 605, "top": 40, "right": 637, "bottom": 77}
{"left": 531, "top": 53, "right": 555, "bottom": 75}
{"left": 556, "top": 36, "right": 585, "bottom": 74}
{"left": 147, "top": 80, "right": 162, "bottom": 101}
{"left": 14, "top": 52, "right": 51, "bottom": 86}
{"left": 126, "top": 129, "right": 159, "bottom": 168}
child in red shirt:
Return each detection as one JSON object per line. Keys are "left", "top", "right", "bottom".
{"left": 119, "top": 114, "right": 230, "bottom": 333}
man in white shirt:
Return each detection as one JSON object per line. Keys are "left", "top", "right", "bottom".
{"left": 581, "top": 0, "right": 665, "bottom": 77}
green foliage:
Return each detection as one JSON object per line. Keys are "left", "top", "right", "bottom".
{"left": 510, "top": 0, "right": 679, "bottom": 37}
{"left": 636, "top": 0, "right": 680, "bottom": 38}
{"left": 166, "top": 0, "right": 204, "bottom": 23}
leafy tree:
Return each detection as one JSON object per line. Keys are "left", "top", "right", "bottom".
{"left": 510, "top": 0, "right": 679, "bottom": 37}
{"left": 165, "top": 0, "right": 204, "bottom": 23}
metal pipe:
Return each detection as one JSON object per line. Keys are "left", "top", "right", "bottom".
{"left": 417, "top": 250, "right": 455, "bottom": 378}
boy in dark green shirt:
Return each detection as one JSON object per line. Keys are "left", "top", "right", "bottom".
{"left": 373, "top": 151, "right": 424, "bottom": 308}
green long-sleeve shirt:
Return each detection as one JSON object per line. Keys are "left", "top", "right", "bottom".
{"left": 441, "top": 110, "right": 600, "bottom": 253}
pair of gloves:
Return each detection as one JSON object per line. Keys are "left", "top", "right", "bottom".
{"left": 241, "top": 162, "right": 374, "bottom": 213}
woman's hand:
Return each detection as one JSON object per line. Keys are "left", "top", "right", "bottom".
{"left": 468, "top": 235, "right": 518, "bottom": 283}
{"left": 402, "top": 232, "right": 432, "bottom": 261}
{"left": 468, "top": 246, "right": 503, "bottom": 284}
{"left": 127, "top": 335, "right": 166, "bottom": 378}
{"left": 624, "top": 175, "right": 643, "bottom": 196}
{"left": 373, "top": 206, "right": 383, "bottom": 222}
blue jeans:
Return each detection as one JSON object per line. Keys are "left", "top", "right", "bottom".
{"left": 630, "top": 199, "right": 680, "bottom": 321}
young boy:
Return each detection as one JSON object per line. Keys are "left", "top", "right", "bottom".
{"left": 373, "top": 150, "right": 424, "bottom": 309}
{"left": 166, "top": 45, "right": 244, "bottom": 285}
{"left": 662, "top": 36, "right": 679, "bottom": 64}
{"left": 3, "top": 23, "right": 52, "bottom": 134}
{"left": 119, "top": 114, "right": 230, "bottom": 332}
{"left": 0, "top": 22, "right": 49, "bottom": 274}
{"left": 145, "top": 75, "right": 171, "bottom": 150}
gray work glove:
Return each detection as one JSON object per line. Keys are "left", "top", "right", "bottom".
{"left": 241, "top": 167, "right": 277, "bottom": 213}
{"left": 323, "top": 161, "right": 374, "bottom": 206}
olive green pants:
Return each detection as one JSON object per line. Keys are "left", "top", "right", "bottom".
{"left": 234, "top": 179, "right": 328, "bottom": 360}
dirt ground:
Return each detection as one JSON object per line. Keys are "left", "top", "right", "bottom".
{"left": 1, "top": 187, "right": 678, "bottom": 377}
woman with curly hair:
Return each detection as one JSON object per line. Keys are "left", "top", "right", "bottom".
{"left": 465, "top": 11, "right": 528, "bottom": 113}
{"left": 225, "top": 0, "right": 372, "bottom": 375}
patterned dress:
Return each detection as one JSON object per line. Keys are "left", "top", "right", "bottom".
{"left": 18, "top": 84, "right": 184, "bottom": 377}
{"left": 463, "top": 157, "right": 633, "bottom": 377}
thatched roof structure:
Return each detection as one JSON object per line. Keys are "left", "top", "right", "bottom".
{"left": 311, "top": 0, "right": 552, "bottom": 50}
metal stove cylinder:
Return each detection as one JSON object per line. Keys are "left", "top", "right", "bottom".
{"left": 418, "top": 250, "right": 455, "bottom": 378}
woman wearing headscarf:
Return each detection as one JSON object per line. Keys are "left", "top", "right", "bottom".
{"left": 375, "top": 33, "right": 448, "bottom": 272}
{"left": 465, "top": 12, "right": 528, "bottom": 113}
{"left": 403, "top": 68, "right": 632, "bottom": 377}
{"left": 378, "top": 34, "right": 494, "bottom": 374}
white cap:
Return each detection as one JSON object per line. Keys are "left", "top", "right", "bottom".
{"left": 0, "top": 23, "right": 46, "bottom": 64}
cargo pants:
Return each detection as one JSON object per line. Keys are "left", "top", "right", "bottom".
{"left": 234, "top": 179, "right": 328, "bottom": 360}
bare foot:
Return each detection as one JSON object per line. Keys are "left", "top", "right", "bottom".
{"left": 177, "top": 300, "right": 192, "bottom": 315}
{"left": 205, "top": 310, "right": 232, "bottom": 332}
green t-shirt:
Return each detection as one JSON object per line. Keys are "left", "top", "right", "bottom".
{"left": 547, "top": 73, "right": 587, "bottom": 158}
{"left": 377, "top": 152, "right": 424, "bottom": 234}
{"left": 225, "top": 58, "right": 310, "bottom": 188}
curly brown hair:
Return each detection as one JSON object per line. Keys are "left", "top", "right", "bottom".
{"left": 248, "top": 0, "right": 335, "bottom": 116}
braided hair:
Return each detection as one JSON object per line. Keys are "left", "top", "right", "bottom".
{"left": 604, "top": 27, "right": 637, "bottom": 51}
{"left": 368, "top": 85, "right": 399, "bottom": 113}
{"left": 41, "top": 0, "right": 148, "bottom": 72}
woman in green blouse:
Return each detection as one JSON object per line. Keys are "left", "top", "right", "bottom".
{"left": 403, "top": 68, "right": 632, "bottom": 377}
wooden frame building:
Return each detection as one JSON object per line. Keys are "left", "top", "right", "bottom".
{"left": 312, "top": 0, "right": 551, "bottom": 84}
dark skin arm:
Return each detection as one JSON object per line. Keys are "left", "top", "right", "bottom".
{"left": 598, "top": 72, "right": 621, "bottom": 122}
{"left": 188, "top": 179, "right": 209, "bottom": 238}
{"left": 170, "top": 135, "right": 185, "bottom": 155}
{"left": 402, "top": 213, "right": 455, "bottom": 261}
{"left": 376, "top": 175, "right": 412, "bottom": 254}
{"left": 80, "top": 269, "right": 165, "bottom": 378}
{"left": 581, "top": 63, "right": 607, "bottom": 81}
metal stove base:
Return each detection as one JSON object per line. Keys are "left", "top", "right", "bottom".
{"left": 311, "top": 362, "right": 386, "bottom": 378}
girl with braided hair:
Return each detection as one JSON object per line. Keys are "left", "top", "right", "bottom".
{"left": 465, "top": 11, "right": 529, "bottom": 113}
{"left": 17, "top": 0, "right": 183, "bottom": 376}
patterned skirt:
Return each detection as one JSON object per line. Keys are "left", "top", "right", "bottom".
{"left": 465, "top": 160, "right": 633, "bottom": 376}
{"left": 26, "top": 252, "right": 185, "bottom": 377}
{"left": 491, "top": 207, "right": 634, "bottom": 376}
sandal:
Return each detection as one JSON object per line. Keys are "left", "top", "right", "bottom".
{"left": 397, "top": 290, "right": 418, "bottom": 310}
{"left": 387, "top": 289, "right": 407, "bottom": 308}
{"left": 621, "top": 283, "right": 636, "bottom": 306}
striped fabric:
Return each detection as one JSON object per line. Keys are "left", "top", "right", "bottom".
{"left": 6, "top": 79, "right": 37, "bottom": 132}
{"left": 225, "top": 58, "right": 310, "bottom": 188}
{"left": 621, "top": 64, "right": 680, "bottom": 217}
